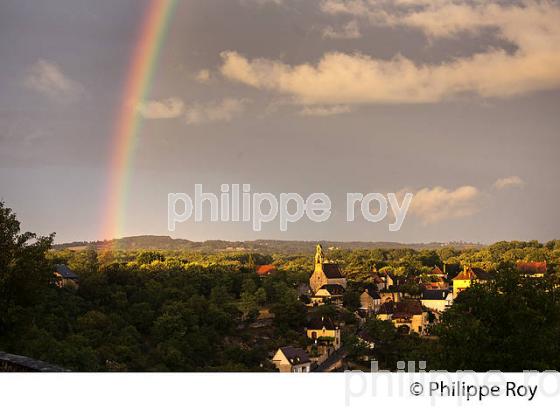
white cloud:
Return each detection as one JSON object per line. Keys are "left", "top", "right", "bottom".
{"left": 24, "top": 59, "right": 84, "bottom": 102}
{"left": 299, "top": 105, "right": 351, "bottom": 116}
{"left": 195, "top": 69, "right": 212, "bottom": 84}
{"left": 185, "top": 98, "right": 249, "bottom": 125}
{"left": 322, "top": 20, "right": 361, "bottom": 39}
{"left": 240, "top": 0, "right": 283, "bottom": 6}
{"left": 320, "top": 0, "right": 373, "bottom": 19}
{"left": 494, "top": 176, "right": 525, "bottom": 190}
{"left": 220, "top": 1, "right": 560, "bottom": 105}
{"left": 137, "top": 97, "right": 184, "bottom": 119}
{"left": 407, "top": 185, "right": 481, "bottom": 224}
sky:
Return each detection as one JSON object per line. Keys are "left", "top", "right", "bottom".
{"left": 1, "top": 0, "right": 559, "bottom": 244}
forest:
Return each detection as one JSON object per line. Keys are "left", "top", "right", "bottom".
{"left": 1, "top": 201, "right": 560, "bottom": 371}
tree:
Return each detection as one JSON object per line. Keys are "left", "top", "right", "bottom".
{"left": 0, "top": 202, "right": 53, "bottom": 326}
{"left": 433, "top": 264, "right": 560, "bottom": 371}
{"left": 361, "top": 317, "right": 434, "bottom": 370}
{"left": 255, "top": 287, "right": 267, "bottom": 306}
{"left": 270, "top": 287, "right": 307, "bottom": 332}
{"left": 69, "top": 246, "right": 99, "bottom": 275}
{"left": 136, "top": 251, "right": 165, "bottom": 265}
{"left": 343, "top": 288, "right": 361, "bottom": 311}
{"left": 239, "top": 291, "right": 259, "bottom": 321}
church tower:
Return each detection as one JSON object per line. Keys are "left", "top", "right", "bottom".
{"left": 314, "top": 244, "right": 325, "bottom": 267}
{"left": 309, "top": 244, "right": 346, "bottom": 293}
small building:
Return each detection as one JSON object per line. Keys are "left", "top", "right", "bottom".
{"left": 516, "top": 261, "right": 547, "bottom": 278}
{"left": 472, "top": 267, "right": 495, "bottom": 283}
{"left": 421, "top": 289, "right": 453, "bottom": 312}
{"left": 53, "top": 264, "right": 80, "bottom": 289}
{"left": 272, "top": 346, "right": 311, "bottom": 373}
{"left": 311, "top": 284, "right": 345, "bottom": 306}
{"left": 378, "top": 271, "right": 401, "bottom": 290}
{"left": 370, "top": 274, "right": 386, "bottom": 291}
{"left": 255, "top": 264, "right": 276, "bottom": 277}
{"left": 306, "top": 316, "right": 341, "bottom": 350}
{"left": 452, "top": 267, "right": 474, "bottom": 298}
{"left": 429, "top": 266, "right": 446, "bottom": 278}
{"left": 309, "top": 244, "right": 347, "bottom": 293}
{"left": 453, "top": 266, "right": 495, "bottom": 299}
{"left": 0, "top": 351, "right": 67, "bottom": 372}
{"left": 378, "top": 289, "right": 401, "bottom": 304}
{"left": 391, "top": 300, "right": 427, "bottom": 335}
{"left": 423, "top": 281, "right": 447, "bottom": 290}
{"left": 376, "top": 301, "right": 394, "bottom": 321}
{"left": 424, "top": 266, "right": 448, "bottom": 289}
{"left": 452, "top": 266, "right": 494, "bottom": 298}
{"left": 376, "top": 300, "right": 427, "bottom": 335}
{"left": 359, "top": 284, "right": 381, "bottom": 313}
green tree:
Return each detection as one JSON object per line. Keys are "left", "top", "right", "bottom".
{"left": 136, "top": 251, "right": 165, "bottom": 265}
{"left": 0, "top": 202, "right": 53, "bottom": 328}
{"left": 433, "top": 264, "right": 560, "bottom": 371}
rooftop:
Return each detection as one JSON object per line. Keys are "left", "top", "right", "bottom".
{"left": 421, "top": 289, "right": 450, "bottom": 300}
{"left": 363, "top": 284, "right": 381, "bottom": 299}
{"left": 392, "top": 300, "right": 423, "bottom": 319}
{"left": 322, "top": 263, "right": 344, "bottom": 279}
{"left": 307, "top": 316, "right": 337, "bottom": 331}
{"left": 319, "top": 284, "right": 345, "bottom": 295}
{"left": 54, "top": 264, "right": 79, "bottom": 280}
{"left": 279, "top": 346, "right": 310, "bottom": 365}
{"left": 255, "top": 264, "right": 276, "bottom": 276}
{"left": 453, "top": 266, "right": 494, "bottom": 281}
{"left": 0, "top": 351, "right": 67, "bottom": 372}
{"left": 516, "top": 261, "right": 547, "bottom": 274}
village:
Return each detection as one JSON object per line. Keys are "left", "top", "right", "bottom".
{"left": 3, "top": 198, "right": 558, "bottom": 373}
{"left": 268, "top": 244, "right": 548, "bottom": 373}
{"left": 46, "top": 242, "right": 550, "bottom": 373}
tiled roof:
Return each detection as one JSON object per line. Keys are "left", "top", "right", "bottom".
{"left": 453, "top": 267, "right": 475, "bottom": 281}
{"left": 371, "top": 274, "right": 384, "bottom": 284}
{"left": 430, "top": 266, "right": 445, "bottom": 276}
{"left": 0, "top": 351, "right": 67, "bottom": 372}
{"left": 423, "top": 282, "right": 447, "bottom": 290}
{"left": 363, "top": 284, "right": 381, "bottom": 299}
{"left": 392, "top": 300, "right": 423, "bottom": 318}
{"left": 453, "top": 266, "right": 494, "bottom": 282}
{"left": 255, "top": 264, "right": 276, "bottom": 276}
{"left": 471, "top": 267, "right": 494, "bottom": 281}
{"left": 279, "top": 346, "right": 310, "bottom": 365}
{"left": 421, "top": 289, "right": 450, "bottom": 300}
{"left": 307, "top": 316, "right": 337, "bottom": 330}
{"left": 54, "top": 264, "right": 79, "bottom": 280}
{"left": 516, "top": 261, "right": 547, "bottom": 274}
{"left": 322, "top": 263, "right": 344, "bottom": 279}
{"left": 320, "top": 284, "right": 345, "bottom": 295}
{"left": 378, "top": 301, "right": 394, "bottom": 315}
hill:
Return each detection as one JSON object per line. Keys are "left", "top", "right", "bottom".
{"left": 54, "top": 235, "right": 482, "bottom": 253}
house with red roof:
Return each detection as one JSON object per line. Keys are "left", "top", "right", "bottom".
{"left": 255, "top": 264, "right": 276, "bottom": 277}
{"left": 516, "top": 261, "right": 547, "bottom": 278}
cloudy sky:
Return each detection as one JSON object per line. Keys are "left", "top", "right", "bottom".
{"left": 1, "top": 0, "right": 559, "bottom": 244}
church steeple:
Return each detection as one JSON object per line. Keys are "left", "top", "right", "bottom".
{"left": 309, "top": 243, "right": 347, "bottom": 295}
{"left": 314, "top": 244, "right": 324, "bottom": 267}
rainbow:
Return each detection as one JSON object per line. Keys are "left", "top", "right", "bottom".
{"left": 102, "top": 0, "right": 177, "bottom": 241}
